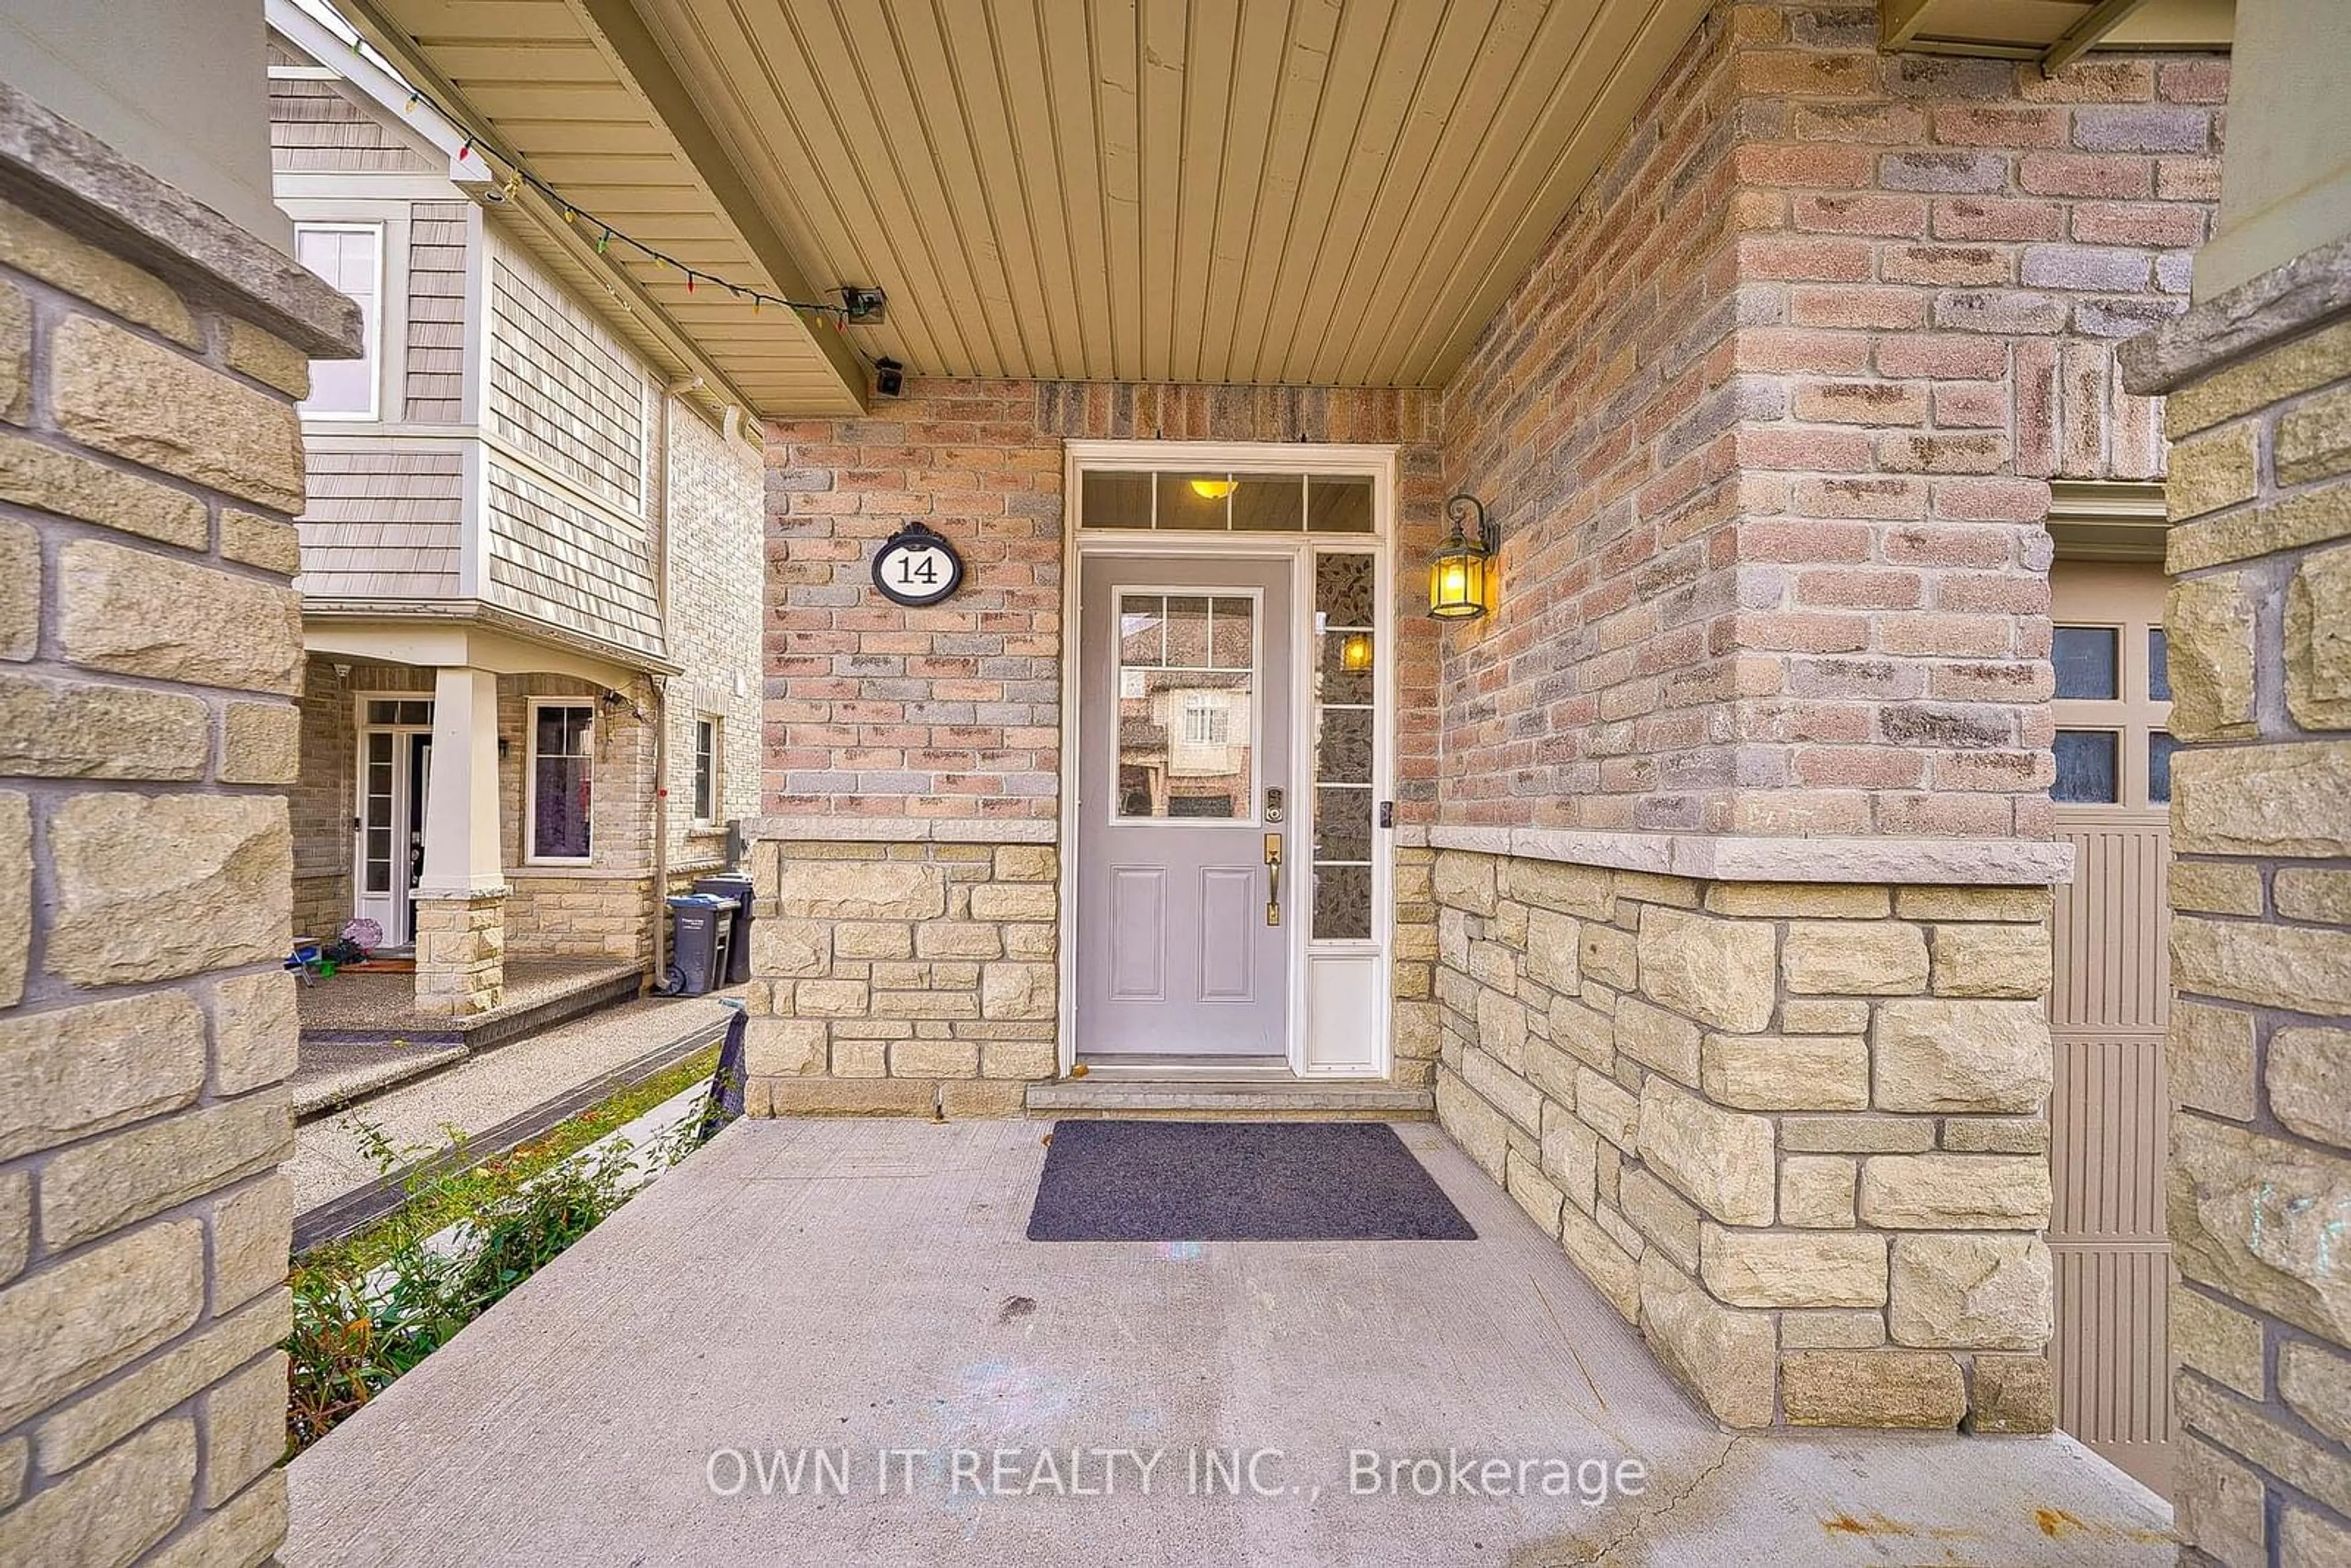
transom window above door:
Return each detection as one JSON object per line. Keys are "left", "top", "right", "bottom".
{"left": 1080, "top": 470, "right": 1373, "bottom": 533}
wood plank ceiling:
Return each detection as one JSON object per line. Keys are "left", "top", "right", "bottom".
{"left": 637, "top": 0, "right": 1711, "bottom": 388}
{"left": 345, "top": 0, "right": 1719, "bottom": 408}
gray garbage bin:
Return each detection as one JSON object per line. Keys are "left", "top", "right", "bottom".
{"left": 692, "top": 874, "right": 756, "bottom": 985}
{"left": 666, "top": 893, "right": 730, "bottom": 996}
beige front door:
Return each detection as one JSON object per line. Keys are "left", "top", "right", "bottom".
{"left": 2047, "top": 560, "right": 2175, "bottom": 1497}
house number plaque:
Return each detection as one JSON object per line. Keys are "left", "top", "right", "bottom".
{"left": 871, "top": 521, "right": 966, "bottom": 607}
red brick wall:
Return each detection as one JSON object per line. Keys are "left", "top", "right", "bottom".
{"left": 762, "top": 382, "right": 1442, "bottom": 822}
{"left": 1436, "top": 0, "right": 2224, "bottom": 837}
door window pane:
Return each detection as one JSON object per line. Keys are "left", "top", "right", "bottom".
{"left": 1230, "top": 476, "right": 1305, "bottom": 532}
{"left": 2148, "top": 628, "right": 2171, "bottom": 702}
{"left": 1113, "top": 593, "right": 1254, "bottom": 820}
{"left": 363, "top": 732, "right": 394, "bottom": 894}
{"left": 1307, "top": 475, "right": 1375, "bottom": 533}
{"left": 1313, "top": 865, "right": 1373, "bottom": 941}
{"left": 1081, "top": 470, "right": 1152, "bottom": 529}
{"left": 1078, "top": 468, "right": 1379, "bottom": 534}
{"left": 1311, "top": 550, "right": 1377, "bottom": 940}
{"left": 531, "top": 704, "right": 594, "bottom": 858}
{"left": 2148, "top": 731, "right": 2180, "bottom": 805}
{"left": 366, "top": 699, "right": 431, "bottom": 726}
{"left": 1155, "top": 473, "right": 1233, "bottom": 531}
{"left": 2053, "top": 626, "right": 2120, "bottom": 699}
{"left": 2053, "top": 729, "right": 2120, "bottom": 803}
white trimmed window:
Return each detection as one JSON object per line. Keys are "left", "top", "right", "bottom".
{"left": 527, "top": 702, "right": 594, "bottom": 863}
{"left": 294, "top": 222, "right": 383, "bottom": 419}
{"left": 692, "top": 716, "right": 720, "bottom": 825}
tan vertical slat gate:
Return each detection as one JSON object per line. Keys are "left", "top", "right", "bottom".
{"left": 2047, "top": 559, "right": 2173, "bottom": 1498}
{"left": 2050, "top": 809, "right": 2172, "bottom": 1496}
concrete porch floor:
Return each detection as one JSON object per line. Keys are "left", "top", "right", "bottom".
{"left": 285, "top": 1119, "right": 2173, "bottom": 1567}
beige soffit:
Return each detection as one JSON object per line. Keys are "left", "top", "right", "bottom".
{"left": 2048, "top": 479, "right": 2167, "bottom": 561}
{"left": 337, "top": 0, "right": 872, "bottom": 416}
{"left": 1884, "top": 0, "right": 2232, "bottom": 69}
{"left": 588, "top": 0, "right": 1714, "bottom": 390}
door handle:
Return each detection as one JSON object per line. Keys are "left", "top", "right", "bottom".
{"left": 1264, "top": 833, "right": 1283, "bottom": 926}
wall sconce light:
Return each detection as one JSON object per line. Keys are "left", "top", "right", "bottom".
{"left": 1339, "top": 631, "right": 1374, "bottom": 673}
{"left": 872, "top": 357, "right": 905, "bottom": 397}
{"left": 1428, "top": 493, "right": 1498, "bottom": 620}
{"left": 1188, "top": 476, "right": 1239, "bottom": 500}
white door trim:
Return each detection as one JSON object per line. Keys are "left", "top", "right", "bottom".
{"left": 351, "top": 690, "right": 435, "bottom": 946}
{"left": 1057, "top": 440, "right": 1398, "bottom": 1081}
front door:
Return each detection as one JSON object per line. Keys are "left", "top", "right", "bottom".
{"left": 354, "top": 708, "right": 433, "bottom": 947}
{"left": 1076, "top": 554, "right": 1292, "bottom": 1057}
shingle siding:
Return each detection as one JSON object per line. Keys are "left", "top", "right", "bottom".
{"left": 405, "top": 202, "right": 470, "bottom": 424}
{"left": 484, "top": 235, "right": 645, "bottom": 512}
{"left": 293, "top": 448, "right": 466, "bottom": 599}
{"left": 484, "top": 457, "right": 661, "bottom": 655}
{"left": 268, "top": 78, "right": 436, "bottom": 176}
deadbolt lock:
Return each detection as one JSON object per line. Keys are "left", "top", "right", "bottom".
{"left": 1264, "top": 786, "right": 1286, "bottom": 824}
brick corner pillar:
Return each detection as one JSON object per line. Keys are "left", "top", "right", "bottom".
{"left": 0, "top": 80, "right": 362, "bottom": 1567}
{"left": 2118, "top": 158, "right": 2351, "bottom": 1568}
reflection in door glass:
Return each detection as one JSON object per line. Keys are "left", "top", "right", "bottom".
{"left": 2053, "top": 626, "right": 2120, "bottom": 700}
{"left": 1312, "top": 552, "right": 1376, "bottom": 939}
{"left": 2053, "top": 729, "right": 2120, "bottom": 803}
{"left": 2148, "top": 731, "right": 2180, "bottom": 804}
{"left": 1113, "top": 593, "right": 1254, "bottom": 820}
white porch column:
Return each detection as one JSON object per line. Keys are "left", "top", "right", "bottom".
{"left": 417, "top": 665, "right": 503, "bottom": 896}
{"left": 413, "top": 665, "right": 506, "bottom": 1015}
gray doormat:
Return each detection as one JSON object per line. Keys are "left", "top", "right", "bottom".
{"left": 1025, "top": 1120, "right": 1477, "bottom": 1242}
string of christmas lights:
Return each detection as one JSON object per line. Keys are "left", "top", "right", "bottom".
{"left": 386, "top": 77, "right": 876, "bottom": 345}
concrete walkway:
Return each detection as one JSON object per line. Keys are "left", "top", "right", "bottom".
{"left": 286, "top": 1119, "right": 2173, "bottom": 1567}
{"left": 288, "top": 991, "right": 738, "bottom": 1220}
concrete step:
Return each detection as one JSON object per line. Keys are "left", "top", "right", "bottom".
{"left": 1024, "top": 1076, "right": 1435, "bottom": 1121}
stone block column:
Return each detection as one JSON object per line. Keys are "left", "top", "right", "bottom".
{"left": 413, "top": 666, "right": 506, "bottom": 1015}
{"left": 740, "top": 831, "right": 1059, "bottom": 1117}
{"left": 0, "top": 83, "right": 361, "bottom": 1567}
{"left": 2122, "top": 238, "right": 2351, "bottom": 1566}
{"left": 1428, "top": 844, "right": 2061, "bottom": 1432}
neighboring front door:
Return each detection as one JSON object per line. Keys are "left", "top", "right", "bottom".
{"left": 1076, "top": 553, "right": 1292, "bottom": 1057}
{"left": 354, "top": 705, "right": 433, "bottom": 947}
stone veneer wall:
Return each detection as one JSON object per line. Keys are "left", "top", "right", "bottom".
{"left": 0, "top": 88, "right": 361, "bottom": 1567}
{"left": 2121, "top": 241, "right": 2351, "bottom": 1566}
{"left": 741, "top": 838, "right": 1057, "bottom": 1116}
{"left": 1432, "top": 849, "right": 2058, "bottom": 1430}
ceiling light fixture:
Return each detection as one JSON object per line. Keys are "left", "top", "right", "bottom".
{"left": 1189, "top": 477, "right": 1239, "bottom": 500}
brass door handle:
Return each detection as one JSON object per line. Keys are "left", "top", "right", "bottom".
{"left": 1264, "top": 833, "right": 1283, "bottom": 926}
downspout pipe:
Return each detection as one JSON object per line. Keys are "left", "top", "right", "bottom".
{"left": 649, "top": 377, "right": 697, "bottom": 990}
